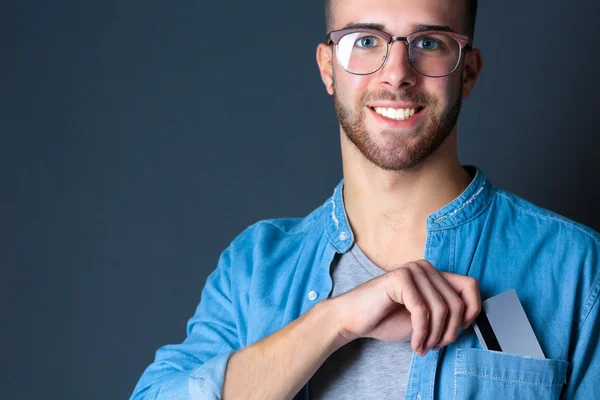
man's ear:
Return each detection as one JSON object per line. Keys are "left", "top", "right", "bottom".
{"left": 461, "top": 47, "right": 483, "bottom": 100}
{"left": 317, "top": 43, "right": 334, "bottom": 95}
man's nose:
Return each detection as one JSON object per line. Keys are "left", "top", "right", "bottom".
{"left": 377, "top": 41, "right": 418, "bottom": 89}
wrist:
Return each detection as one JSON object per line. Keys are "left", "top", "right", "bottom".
{"left": 313, "top": 298, "right": 352, "bottom": 351}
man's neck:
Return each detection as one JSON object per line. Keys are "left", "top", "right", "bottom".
{"left": 341, "top": 144, "right": 473, "bottom": 270}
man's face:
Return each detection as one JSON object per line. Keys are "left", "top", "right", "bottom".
{"left": 327, "top": 0, "right": 472, "bottom": 171}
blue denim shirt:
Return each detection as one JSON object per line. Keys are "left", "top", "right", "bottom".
{"left": 131, "top": 166, "right": 600, "bottom": 399}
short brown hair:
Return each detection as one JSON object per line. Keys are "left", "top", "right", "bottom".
{"left": 324, "top": 0, "right": 479, "bottom": 40}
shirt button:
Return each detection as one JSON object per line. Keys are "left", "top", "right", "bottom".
{"left": 416, "top": 394, "right": 421, "bottom": 400}
{"left": 308, "top": 291, "right": 318, "bottom": 301}
{"left": 338, "top": 231, "right": 349, "bottom": 241}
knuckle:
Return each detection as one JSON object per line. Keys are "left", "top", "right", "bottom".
{"left": 432, "top": 296, "right": 447, "bottom": 315}
{"left": 468, "top": 277, "right": 480, "bottom": 290}
{"left": 402, "top": 261, "right": 419, "bottom": 272}
{"left": 474, "top": 302, "right": 483, "bottom": 316}
{"left": 439, "top": 304, "right": 449, "bottom": 320}
{"left": 445, "top": 331, "right": 458, "bottom": 343}
{"left": 388, "top": 269, "right": 411, "bottom": 289}
{"left": 414, "top": 301, "right": 428, "bottom": 314}
{"left": 391, "top": 267, "right": 409, "bottom": 281}
{"left": 465, "top": 309, "right": 481, "bottom": 324}
{"left": 452, "top": 299, "right": 465, "bottom": 314}
{"left": 415, "top": 259, "right": 434, "bottom": 270}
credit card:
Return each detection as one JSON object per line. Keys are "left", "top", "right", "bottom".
{"left": 473, "top": 289, "right": 545, "bottom": 358}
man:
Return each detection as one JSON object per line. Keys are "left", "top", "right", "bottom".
{"left": 131, "top": 0, "right": 600, "bottom": 398}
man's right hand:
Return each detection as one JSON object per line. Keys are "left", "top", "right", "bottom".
{"left": 330, "top": 259, "right": 481, "bottom": 356}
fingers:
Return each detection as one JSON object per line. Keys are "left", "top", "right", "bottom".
{"left": 386, "top": 268, "right": 429, "bottom": 353}
{"left": 387, "top": 261, "right": 481, "bottom": 356}
{"left": 407, "top": 265, "right": 449, "bottom": 353}
{"left": 420, "top": 264, "right": 465, "bottom": 349}
{"left": 439, "top": 271, "right": 482, "bottom": 329}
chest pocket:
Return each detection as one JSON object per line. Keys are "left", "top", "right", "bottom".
{"left": 454, "top": 348, "right": 568, "bottom": 399}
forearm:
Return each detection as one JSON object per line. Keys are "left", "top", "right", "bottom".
{"left": 222, "top": 299, "right": 347, "bottom": 400}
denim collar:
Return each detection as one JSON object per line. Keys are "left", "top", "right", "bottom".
{"left": 325, "top": 165, "right": 496, "bottom": 253}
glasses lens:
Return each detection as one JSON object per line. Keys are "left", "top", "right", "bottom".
{"left": 336, "top": 31, "right": 388, "bottom": 74}
{"left": 409, "top": 33, "right": 461, "bottom": 77}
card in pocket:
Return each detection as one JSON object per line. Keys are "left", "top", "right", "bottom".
{"left": 473, "top": 289, "right": 545, "bottom": 358}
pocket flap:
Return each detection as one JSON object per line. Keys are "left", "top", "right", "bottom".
{"left": 456, "top": 348, "right": 568, "bottom": 387}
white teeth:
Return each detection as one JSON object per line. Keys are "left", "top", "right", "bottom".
{"left": 373, "top": 107, "right": 418, "bottom": 121}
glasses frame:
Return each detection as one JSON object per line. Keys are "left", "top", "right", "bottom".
{"left": 326, "top": 28, "right": 472, "bottom": 78}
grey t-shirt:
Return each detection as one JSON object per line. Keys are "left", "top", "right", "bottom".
{"left": 309, "top": 243, "right": 414, "bottom": 400}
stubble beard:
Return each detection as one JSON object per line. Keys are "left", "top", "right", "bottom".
{"left": 332, "top": 77, "right": 463, "bottom": 171}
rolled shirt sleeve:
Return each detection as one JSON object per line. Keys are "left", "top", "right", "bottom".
{"left": 188, "top": 351, "right": 236, "bottom": 399}
{"left": 130, "top": 247, "right": 239, "bottom": 399}
{"left": 561, "top": 237, "right": 600, "bottom": 399}
{"left": 562, "top": 281, "right": 600, "bottom": 398}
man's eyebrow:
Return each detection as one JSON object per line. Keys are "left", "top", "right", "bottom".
{"left": 338, "top": 22, "right": 459, "bottom": 35}
{"left": 412, "top": 24, "right": 457, "bottom": 33}
{"left": 339, "top": 22, "right": 385, "bottom": 30}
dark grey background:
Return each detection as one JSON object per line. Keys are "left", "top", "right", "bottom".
{"left": 2, "top": 1, "right": 599, "bottom": 399}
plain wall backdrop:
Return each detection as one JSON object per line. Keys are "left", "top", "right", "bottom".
{"left": 2, "top": 1, "right": 599, "bottom": 399}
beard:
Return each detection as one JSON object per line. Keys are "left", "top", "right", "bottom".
{"left": 332, "top": 78, "right": 463, "bottom": 171}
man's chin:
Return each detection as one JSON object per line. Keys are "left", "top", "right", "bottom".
{"left": 364, "top": 126, "right": 422, "bottom": 151}
{"left": 347, "top": 135, "right": 425, "bottom": 171}
{"left": 365, "top": 152, "right": 425, "bottom": 172}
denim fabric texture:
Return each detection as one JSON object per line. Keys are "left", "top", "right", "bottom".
{"left": 130, "top": 166, "right": 600, "bottom": 399}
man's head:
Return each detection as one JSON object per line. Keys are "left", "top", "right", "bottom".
{"left": 325, "top": 0, "right": 479, "bottom": 40}
{"left": 317, "top": 0, "right": 482, "bottom": 171}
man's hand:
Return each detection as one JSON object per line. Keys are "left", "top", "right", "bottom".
{"left": 222, "top": 259, "right": 479, "bottom": 400}
{"left": 330, "top": 259, "right": 481, "bottom": 356}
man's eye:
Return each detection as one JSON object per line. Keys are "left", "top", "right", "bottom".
{"left": 355, "top": 36, "right": 378, "bottom": 48}
{"left": 415, "top": 37, "right": 440, "bottom": 50}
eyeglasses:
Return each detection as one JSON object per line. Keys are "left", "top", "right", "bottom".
{"left": 326, "top": 28, "right": 471, "bottom": 78}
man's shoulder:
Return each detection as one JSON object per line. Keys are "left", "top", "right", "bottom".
{"left": 227, "top": 199, "right": 329, "bottom": 254}
{"left": 491, "top": 189, "right": 600, "bottom": 324}
{"left": 494, "top": 188, "right": 600, "bottom": 246}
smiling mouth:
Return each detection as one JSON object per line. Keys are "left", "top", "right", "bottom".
{"left": 369, "top": 106, "right": 425, "bottom": 121}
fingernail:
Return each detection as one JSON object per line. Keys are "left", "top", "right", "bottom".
{"left": 417, "top": 340, "right": 425, "bottom": 354}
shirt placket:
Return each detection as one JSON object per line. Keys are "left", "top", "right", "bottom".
{"left": 301, "top": 243, "right": 337, "bottom": 400}
{"left": 404, "top": 228, "right": 454, "bottom": 399}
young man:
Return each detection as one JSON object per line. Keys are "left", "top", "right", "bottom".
{"left": 131, "top": 0, "right": 600, "bottom": 398}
